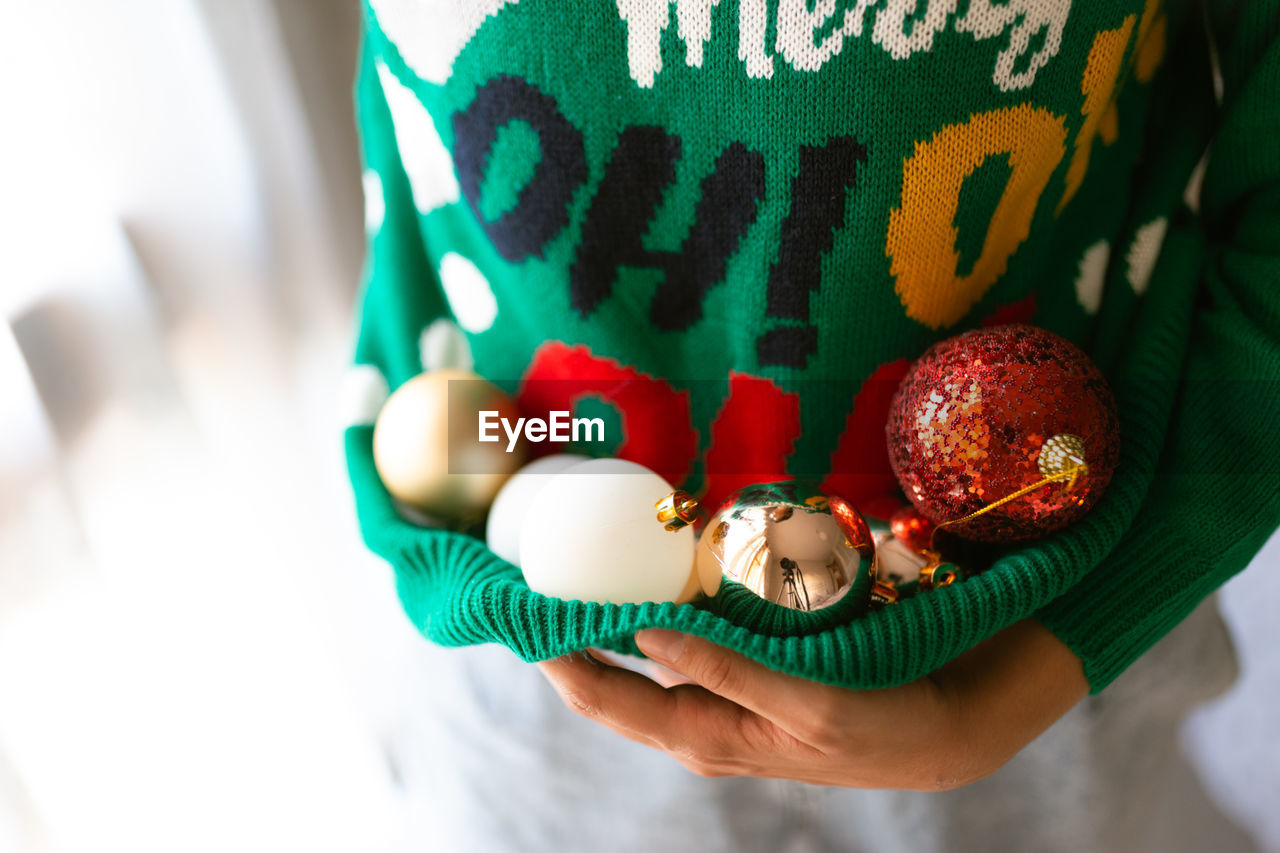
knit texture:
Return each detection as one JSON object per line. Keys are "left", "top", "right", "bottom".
{"left": 346, "top": 0, "right": 1280, "bottom": 692}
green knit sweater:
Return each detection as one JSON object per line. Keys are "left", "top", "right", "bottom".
{"left": 345, "top": 0, "right": 1280, "bottom": 693}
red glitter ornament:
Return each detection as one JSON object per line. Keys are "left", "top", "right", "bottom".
{"left": 886, "top": 324, "right": 1119, "bottom": 543}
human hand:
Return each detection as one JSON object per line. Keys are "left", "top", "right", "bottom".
{"left": 537, "top": 619, "right": 1087, "bottom": 790}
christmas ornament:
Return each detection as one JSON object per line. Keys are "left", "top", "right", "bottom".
{"left": 695, "top": 482, "right": 876, "bottom": 613}
{"left": 485, "top": 454, "right": 589, "bottom": 565}
{"left": 674, "top": 564, "right": 703, "bottom": 605}
{"left": 518, "top": 458, "right": 695, "bottom": 604}
{"left": 869, "top": 580, "right": 900, "bottom": 608}
{"left": 919, "top": 562, "right": 961, "bottom": 590}
{"left": 889, "top": 506, "right": 936, "bottom": 553}
{"left": 655, "top": 490, "right": 705, "bottom": 605}
{"left": 873, "top": 533, "right": 961, "bottom": 591}
{"left": 886, "top": 324, "right": 1119, "bottom": 543}
{"left": 373, "top": 369, "right": 525, "bottom": 520}
{"left": 874, "top": 534, "right": 935, "bottom": 587}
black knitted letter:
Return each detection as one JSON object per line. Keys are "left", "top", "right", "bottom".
{"left": 757, "top": 136, "right": 868, "bottom": 368}
{"left": 571, "top": 127, "right": 765, "bottom": 329}
{"left": 453, "top": 75, "right": 587, "bottom": 262}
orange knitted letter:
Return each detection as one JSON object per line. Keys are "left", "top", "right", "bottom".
{"left": 887, "top": 104, "right": 1067, "bottom": 330}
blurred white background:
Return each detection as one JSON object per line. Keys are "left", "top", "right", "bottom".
{"left": 0, "top": 1, "right": 1276, "bottom": 851}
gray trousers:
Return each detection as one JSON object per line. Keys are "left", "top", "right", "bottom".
{"left": 385, "top": 596, "right": 1244, "bottom": 853}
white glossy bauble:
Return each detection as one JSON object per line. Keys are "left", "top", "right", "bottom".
{"left": 485, "top": 454, "right": 588, "bottom": 565}
{"left": 518, "top": 459, "right": 694, "bottom": 604}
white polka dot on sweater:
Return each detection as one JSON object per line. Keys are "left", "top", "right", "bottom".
{"left": 439, "top": 253, "right": 498, "bottom": 333}
{"left": 420, "top": 318, "right": 474, "bottom": 372}
{"left": 1126, "top": 218, "right": 1168, "bottom": 296}
{"left": 375, "top": 60, "right": 459, "bottom": 215}
{"left": 1075, "top": 240, "right": 1110, "bottom": 315}
{"left": 368, "top": 0, "right": 517, "bottom": 85}
{"left": 340, "top": 364, "right": 390, "bottom": 428}
{"left": 363, "top": 170, "right": 385, "bottom": 234}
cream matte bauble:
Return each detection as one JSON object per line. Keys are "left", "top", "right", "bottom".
{"left": 518, "top": 459, "right": 694, "bottom": 604}
{"left": 373, "top": 369, "right": 524, "bottom": 520}
{"left": 485, "top": 454, "right": 589, "bottom": 565}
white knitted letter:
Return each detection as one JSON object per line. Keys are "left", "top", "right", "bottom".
{"left": 737, "top": 0, "right": 775, "bottom": 78}
{"left": 616, "top": 0, "right": 672, "bottom": 88}
{"left": 677, "top": 0, "right": 722, "bottom": 66}
{"left": 775, "top": 0, "right": 875, "bottom": 72}
{"left": 956, "top": 0, "right": 1072, "bottom": 91}
{"left": 872, "top": 0, "right": 958, "bottom": 61}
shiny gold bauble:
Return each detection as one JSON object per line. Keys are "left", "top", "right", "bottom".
{"left": 373, "top": 369, "right": 524, "bottom": 520}
{"left": 695, "top": 482, "right": 875, "bottom": 613}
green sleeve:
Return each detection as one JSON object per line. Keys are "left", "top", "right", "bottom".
{"left": 1036, "top": 0, "right": 1280, "bottom": 693}
{"left": 351, "top": 36, "right": 454, "bottom": 386}
{"left": 346, "top": 29, "right": 496, "bottom": 560}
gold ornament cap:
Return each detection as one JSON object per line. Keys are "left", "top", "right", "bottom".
{"left": 870, "top": 580, "right": 900, "bottom": 608}
{"left": 1038, "top": 433, "right": 1089, "bottom": 488}
{"left": 656, "top": 491, "right": 700, "bottom": 531}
